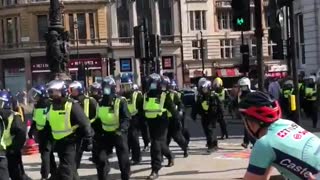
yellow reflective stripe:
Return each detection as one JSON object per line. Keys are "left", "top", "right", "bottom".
{"left": 84, "top": 98, "right": 89, "bottom": 118}
{"left": 18, "top": 106, "right": 24, "bottom": 122}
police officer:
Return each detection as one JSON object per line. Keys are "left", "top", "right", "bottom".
{"left": 192, "top": 79, "right": 222, "bottom": 153}
{"left": 121, "top": 78, "right": 143, "bottom": 165}
{"left": 93, "top": 76, "right": 131, "bottom": 180}
{"left": 89, "top": 82, "right": 103, "bottom": 102}
{"left": 212, "top": 77, "right": 229, "bottom": 139}
{"left": 143, "top": 73, "right": 176, "bottom": 180}
{"left": 0, "top": 91, "right": 27, "bottom": 180}
{"left": 162, "top": 76, "right": 189, "bottom": 158}
{"left": 279, "top": 79, "right": 298, "bottom": 123}
{"left": 28, "top": 85, "right": 57, "bottom": 180}
{"left": 301, "top": 76, "right": 318, "bottom": 128}
{"left": 237, "top": 77, "right": 256, "bottom": 148}
{"left": 69, "top": 81, "right": 98, "bottom": 169}
{"left": 46, "top": 80, "right": 93, "bottom": 180}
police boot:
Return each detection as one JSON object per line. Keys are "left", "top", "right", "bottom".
{"left": 183, "top": 148, "right": 189, "bottom": 158}
{"left": 166, "top": 156, "right": 175, "bottom": 167}
{"left": 147, "top": 171, "right": 159, "bottom": 180}
{"left": 207, "top": 141, "right": 218, "bottom": 154}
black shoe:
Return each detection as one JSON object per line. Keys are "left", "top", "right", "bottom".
{"left": 143, "top": 145, "right": 150, "bottom": 152}
{"left": 130, "top": 159, "right": 141, "bottom": 165}
{"left": 207, "top": 146, "right": 218, "bottom": 154}
{"left": 241, "top": 143, "right": 248, "bottom": 149}
{"left": 147, "top": 171, "right": 159, "bottom": 180}
{"left": 166, "top": 157, "right": 174, "bottom": 167}
{"left": 183, "top": 149, "right": 189, "bottom": 158}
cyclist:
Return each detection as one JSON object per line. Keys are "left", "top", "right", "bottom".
{"left": 239, "top": 91, "right": 320, "bottom": 180}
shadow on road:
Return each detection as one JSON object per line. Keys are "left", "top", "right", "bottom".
{"left": 163, "top": 168, "right": 246, "bottom": 176}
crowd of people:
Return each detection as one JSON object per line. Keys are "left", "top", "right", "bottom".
{"left": 0, "top": 72, "right": 319, "bottom": 180}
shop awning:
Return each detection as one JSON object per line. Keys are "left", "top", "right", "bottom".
{"left": 216, "top": 68, "right": 242, "bottom": 77}
{"left": 189, "top": 68, "right": 212, "bottom": 78}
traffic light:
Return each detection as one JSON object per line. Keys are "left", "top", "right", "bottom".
{"left": 109, "top": 58, "right": 116, "bottom": 75}
{"left": 134, "top": 25, "right": 146, "bottom": 59}
{"left": 149, "top": 34, "right": 161, "bottom": 58}
{"left": 77, "top": 63, "right": 85, "bottom": 81}
{"left": 231, "top": 0, "right": 251, "bottom": 31}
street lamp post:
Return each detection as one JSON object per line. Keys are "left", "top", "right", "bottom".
{"left": 74, "top": 21, "right": 79, "bottom": 62}
{"left": 200, "top": 31, "right": 205, "bottom": 77}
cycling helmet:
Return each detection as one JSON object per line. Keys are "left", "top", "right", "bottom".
{"left": 147, "top": 73, "right": 161, "bottom": 91}
{"left": 69, "top": 81, "right": 85, "bottom": 96}
{"left": 101, "top": 76, "right": 116, "bottom": 95}
{"left": 30, "top": 85, "right": 47, "bottom": 101}
{"left": 47, "top": 80, "right": 69, "bottom": 98}
{"left": 238, "top": 77, "right": 251, "bottom": 91}
{"left": 0, "top": 91, "right": 12, "bottom": 109}
{"left": 238, "top": 91, "right": 281, "bottom": 124}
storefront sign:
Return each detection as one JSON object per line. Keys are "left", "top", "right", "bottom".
{"left": 162, "top": 56, "right": 173, "bottom": 70}
{"left": 120, "top": 58, "right": 132, "bottom": 72}
{"left": 268, "top": 64, "right": 288, "bottom": 72}
{"left": 31, "top": 57, "right": 102, "bottom": 73}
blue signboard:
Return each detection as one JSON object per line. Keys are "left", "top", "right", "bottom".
{"left": 120, "top": 58, "right": 132, "bottom": 72}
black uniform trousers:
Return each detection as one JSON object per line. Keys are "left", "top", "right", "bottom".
{"left": 217, "top": 113, "right": 228, "bottom": 137}
{"left": 304, "top": 100, "right": 318, "bottom": 128}
{"left": 54, "top": 136, "right": 79, "bottom": 180}
{"left": 166, "top": 118, "right": 188, "bottom": 151}
{"left": 201, "top": 117, "right": 218, "bottom": 149}
{"left": 128, "top": 116, "right": 141, "bottom": 162}
{"left": 147, "top": 116, "right": 173, "bottom": 172}
{"left": 38, "top": 130, "right": 57, "bottom": 178}
{"left": 94, "top": 132, "right": 130, "bottom": 180}
{"left": 6, "top": 150, "right": 26, "bottom": 180}
{"left": 139, "top": 118, "right": 150, "bottom": 147}
{"left": 75, "top": 137, "right": 84, "bottom": 169}
{"left": 0, "top": 156, "right": 9, "bottom": 180}
{"left": 243, "top": 129, "right": 256, "bottom": 145}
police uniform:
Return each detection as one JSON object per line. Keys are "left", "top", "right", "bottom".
{"left": 191, "top": 92, "right": 222, "bottom": 151}
{"left": 302, "top": 83, "right": 318, "bottom": 128}
{"left": 143, "top": 90, "right": 175, "bottom": 175}
{"left": 239, "top": 91, "right": 256, "bottom": 146}
{"left": 3, "top": 109, "right": 27, "bottom": 180}
{"left": 47, "top": 98, "right": 93, "bottom": 180}
{"left": 29, "top": 97, "right": 57, "bottom": 179}
{"left": 279, "top": 87, "right": 297, "bottom": 122}
{"left": 124, "top": 90, "right": 144, "bottom": 163}
{"left": 166, "top": 90, "right": 188, "bottom": 156}
{"left": 93, "top": 94, "right": 131, "bottom": 180}
{"left": 73, "top": 94, "right": 98, "bottom": 169}
{"left": 214, "top": 87, "right": 229, "bottom": 139}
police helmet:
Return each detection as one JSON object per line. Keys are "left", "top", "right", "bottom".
{"left": 30, "top": 84, "right": 47, "bottom": 102}
{"left": 199, "top": 80, "right": 212, "bottom": 94}
{"left": 132, "top": 84, "right": 139, "bottom": 91}
{"left": 198, "top": 77, "right": 207, "bottom": 88}
{"left": 101, "top": 76, "right": 116, "bottom": 95}
{"left": 238, "top": 77, "right": 251, "bottom": 91}
{"left": 47, "top": 80, "right": 69, "bottom": 98}
{"left": 147, "top": 73, "right": 161, "bottom": 91}
{"left": 0, "top": 91, "right": 12, "bottom": 109}
{"left": 69, "top": 81, "right": 85, "bottom": 96}
{"left": 213, "top": 77, "right": 223, "bottom": 88}
{"left": 89, "top": 82, "right": 102, "bottom": 96}
{"left": 170, "top": 80, "right": 178, "bottom": 90}
{"left": 160, "top": 75, "right": 171, "bottom": 91}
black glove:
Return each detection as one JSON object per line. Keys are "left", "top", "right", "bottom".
{"left": 28, "top": 130, "right": 33, "bottom": 139}
{"left": 81, "top": 137, "right": 93, "bottom": 152}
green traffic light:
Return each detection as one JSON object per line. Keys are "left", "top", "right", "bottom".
{"left": 237, "top": 18, "right": 244, "bottom": 26}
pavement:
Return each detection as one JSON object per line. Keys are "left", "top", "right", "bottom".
{"left": 22, "top": 108, "right": 320, "bottom": 180}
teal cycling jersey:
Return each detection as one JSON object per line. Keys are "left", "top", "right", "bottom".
{"left": 248, "top": 119, "right": 320, "bottom": 180}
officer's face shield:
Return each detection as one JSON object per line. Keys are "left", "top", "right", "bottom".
{"left": 149, "top": 82, "right": 158, "bottom": 91}
{"left": 91, "top": 88, "right": 101, "bottom": 96}
{"left": 30, "top": 88, "right": 41, "bottom": 102}
{"left": 160, "top": 83, "right": 167, "bottom": 91}
{"left": 121, "top": 84, "right": 132, "bottom": 93}
{"left": 70, "top": 87, "right": 80, "bottom": 97}
{"left": 201, "top": 87, "right": 209, "bottom": 94}
{"left": 0, "top": 97, "right": 8, "bottom": 109}
{"left": 240, "top": 85, "right": 249, "bottom": 92}
{"left": 48, "top": 89, "right": 62, "bottom": 99}
{"left": 103, "top": 85, "right": 112, "bottom": 95}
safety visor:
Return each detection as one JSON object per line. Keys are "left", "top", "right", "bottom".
{"left": 149, "top": 83, "right": 158, "bottom": 90}
{"left": 30, "top": 88, "right": 41, "bottom": 101}
{"left": 202, "top": 87, "right": 209, "bottom": 93}
{"left": 240, "top": 85, "right": 249, "bottom": 91}
{"left": 122, "top": 84, "right": 131, "bottom": 92}
{"left": 69, "top": 87, "right": 80, "bottom": 96}
{"left": 0, "top": 97, "right": 8, "bottom": 109}
{"left": 48, "top": 89, "right": 62, "bottom": 98}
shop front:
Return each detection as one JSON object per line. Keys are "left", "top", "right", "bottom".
{"left": 3, "top": 58, "right": 26, "bottom": 94}
{"left": 31, "top": 54, "right": 103, "bottom": 85}
{"left": 162, "top": 56, "right": 175, "bottom": 80}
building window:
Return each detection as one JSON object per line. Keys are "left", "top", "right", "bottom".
{"left": 89, "top": 13, "right": 95, "bottom": 43}
{"left": 220, "top": 39, "right": 235, "bottom": 59}
{"left": 69, "top": 14, "right": 75, "bottom": 44}
{"left": 6, "top": 18, "right": 15, "bottom": 48}
{"left": 37, "top": 15, "right": 48, "bottom": 42}
{"left": 192, "top": 39, "right": 207, "bottom": 60}
{"left": 160, "top": 20, "right": 171, "bottom": 35}
{"left": 268, "top": 39, "right": 277, "bottom": 56}
{"left": 1, "top": 20, "right": 4, "bottom": 44}
{"left": 77, "top": 13, "right": 86, "bottom": 44}
{"left": 217, "top": 10, "right": 232, "bottom": 30}
{"left": 296, "top": 13, "right": 305, "bottom": 65}
{"left": 248, "top": 38, "right": 257, "bottom": 57}
{"left": 118, "top": 20, "right": 130, "bottom": 38}
{"left": 189, "top": 10, "right": 206, "bottom": 31}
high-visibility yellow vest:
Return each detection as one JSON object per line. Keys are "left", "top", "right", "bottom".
{"left": 0, "top": 113, "right": 15, "bottom": 150}
{"left": 282, "top": 89, "right": 294, "bottom": 99}
{"left": 98, "top": 98, "right": 121, "bottom": 132}
{"left": 305, "top": 87, "right": 317, "bottom": 101}
{"left": 177, "top": 92, "right": 182, "bottom": 99}
{"left": 127, "top": 91, "right": 140, "bottom": 116}
{"left": 83, "top": 97, "right": 97, "bottom": 123}
{"left": 215, "top": 90, "right": 225, "bottom": 102}
{"left": 47, "top": 102, "right": 77, "bottom": 140}
{"left": 298, "top": 83, "right": 302, "bottom": 91}
{"left": 17, "top": 106, "right": 24, "bottom": 122}
{"left": 201, "top": 101, "right": 209, "bottom": 111}
{"left": 143, "top": 92, "right": 167, "bottom": 119}
{"left": 33, "top": 108, "right": 47, "bottom": 130}
{"left": 167, "top": 91, "right": 178, "bottom": 118}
